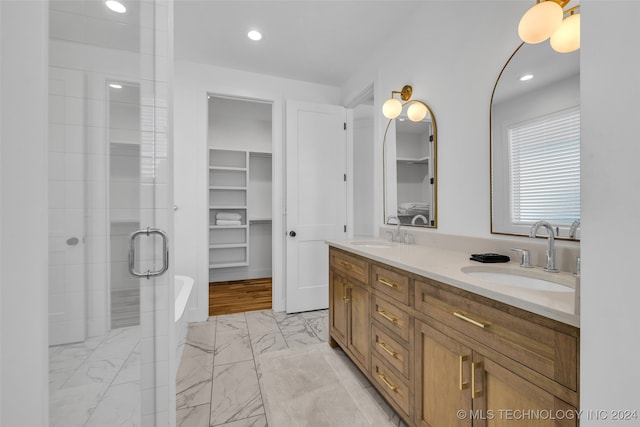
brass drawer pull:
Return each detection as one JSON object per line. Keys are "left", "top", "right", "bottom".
{"left": 378, "top": 277, "right": 398, "bottom": 288}
{"left": 378, "top": 341, "right": 398, "bottom": 358}
{"left": 453, "top": 311, "right": 488, "bottom": 329}
{"left": 340, "top": 260, "right": 353, "bottom": 269}
{"left": 377, "top": 309, "right": 398, "bottom": 323}
{"left": 459, "top": 355, "right": 469, "bottom": 390}
{"left": 377, "top": 372, "right": 399, "bottom": 392}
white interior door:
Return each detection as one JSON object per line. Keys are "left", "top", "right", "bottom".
{"left": 285, "top": 100, "right": 347, "bottom": 313}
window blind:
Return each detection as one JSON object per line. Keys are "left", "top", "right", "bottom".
{"left": 509, "top": 107, "right": 580, "bottom": 226}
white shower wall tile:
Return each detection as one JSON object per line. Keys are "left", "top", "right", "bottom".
{"left": 48, "top": 152, "right": 65, "bottom": 180}
{"left": 63, "top": 96, "right": 86, "bottom": 126}
{"left": 65, "top": 124, "right": 86, "bottom": 153}
{"left": 64, "top": 181, "right": 85, "bottom": 209}
{"left": 49, "top": 123, "right": 66, "bottom": 151}
{"left": 48, "top": 94, "right": 66, "bottom": 124}
{"left": 64, "top": 152, "right": 84, "bottom": 180}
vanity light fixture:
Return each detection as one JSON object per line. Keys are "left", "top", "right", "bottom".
{"left": 518, "top": 0, "right": 580, "bottom": 53}
{"left": 382, "top": 85, "right": 428, "bottom": 122}
{"left": 105, "top": 0, "right": 126, "bottom": 14}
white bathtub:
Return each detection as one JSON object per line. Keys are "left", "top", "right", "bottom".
{"left": 175, "top": 275, "right": 194, "bottom": 368}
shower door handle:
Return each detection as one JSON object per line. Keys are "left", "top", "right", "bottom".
{"left": 129, "top": 227, "right": 169, "bottom": 279}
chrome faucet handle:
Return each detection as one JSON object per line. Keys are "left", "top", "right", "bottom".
{"left": 510, "top": 248, "right": 534, "bottom": 268}
{"left": 404, "top": 232, "right": 414, "bottom": 245}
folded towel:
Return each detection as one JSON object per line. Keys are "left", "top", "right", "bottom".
{"left": 216, "top": 219, "right": 242, "bottom": 226}
{"left": 399, "top": 202, "right": 430, "bottom": 210}
{"left": 216, "top": 212, "right": 242, "bottom": 221}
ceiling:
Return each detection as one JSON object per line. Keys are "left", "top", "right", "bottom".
{"left": 174, "top": 0, "right": 424, "bottom": 87}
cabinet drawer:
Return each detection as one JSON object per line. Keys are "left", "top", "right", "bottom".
{"left": 372, "top": 265, "right": 409, "bottom": 305}
{"left": 330, "top": 249, "right": 369, "bottom": 284}
{"left": 372, "top": 295, "right": 410, "bottom": 342}
{"left": 372, "top": 355, "right": 410, "bottom": 416}
{"left": 372, "top": 324, "right": 409, "bottom": 379}
{"left": 415, "top": 279, "right": 578, "bottom": 391}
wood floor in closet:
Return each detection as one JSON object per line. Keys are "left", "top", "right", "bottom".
{"left": 208, "top": 278, "right": 272, "bottom": 316}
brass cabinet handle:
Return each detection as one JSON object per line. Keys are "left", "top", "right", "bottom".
{"left": 453, "top": 311, "right": 489, "bottom": 329}
{"left": 377, "top": 309, "right": 398, "bottom": 323}
{"left": 378, "top": 277, "right": 398, "bottom": 289}
{"left": 459, "top": 355, "right": 469, "bottom": 390}
{"left": 343, "top": 284, "right": 351, "bottom": 303}
{"left": 377, "top": 372, "right": 399, "bottom": 392}
{"left": 340, "top": 260, "right": 353, "bottom": 269}
{"left": 378, "top": 341, "right": 398, "bottom": 358}
{"left": 471, "top": 361, "right": 483, "bottom": 399}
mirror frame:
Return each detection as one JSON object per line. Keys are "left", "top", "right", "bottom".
{"left": 383, "top": 101, "right": 438, "bottom": 229}
{"left": 489, "top": 42, "right": 580, "bottom": 240}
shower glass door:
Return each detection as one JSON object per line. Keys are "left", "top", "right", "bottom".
{"left": 47, "top": 0, "right": 173, "bottom": 425}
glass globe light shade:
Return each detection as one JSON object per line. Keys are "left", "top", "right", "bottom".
{"left": 518, "top": 1, "right": 563, "bottom": 43}
{"left": 550, "top": 14, "right": 580, "bottom": 53}
{"left": 382, "top": 98, "right": 402, "bottom": 119}
{"left": 407, "top": 102, "right": 428, "bottom": 122}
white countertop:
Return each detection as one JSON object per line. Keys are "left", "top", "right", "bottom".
{"left": 327, "top": 238, "right": 580, "bottom": 328}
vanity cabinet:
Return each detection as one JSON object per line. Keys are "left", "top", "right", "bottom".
{"left": 327, "top": 245, "right": 580, "bottom": 427}
{"left": 415, "top": 319, "right": 577, "bottom": 427}
{"left": 329, "top": 249, "right": 370, "bottom": 372}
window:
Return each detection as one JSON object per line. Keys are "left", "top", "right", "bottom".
{"left": 508, "top": 107, "right": 580, "bottom": 227}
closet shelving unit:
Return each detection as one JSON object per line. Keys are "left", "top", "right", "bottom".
{"left": 208, "top": 148, "right": 250, "bottom": 269}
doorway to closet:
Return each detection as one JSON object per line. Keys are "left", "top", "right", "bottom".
{"left": 207, "top": 96, "right": 273, "bottom": 315}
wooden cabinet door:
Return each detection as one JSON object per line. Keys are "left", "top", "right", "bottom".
{"left": 329, "top": 271, "right": 348, "bottom": 345}
{"left": 474, "top": 354, "right": 577, "bottom": 427}
{"left": 348, "top": 282, "right": 370, "bottom": 369}
{"left": 415, "top": 320, "right": 472, "bottom": 427}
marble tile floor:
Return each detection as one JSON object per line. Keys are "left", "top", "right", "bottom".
{"left": 176, "top": 309, "right": 408, "bottom": 427}
{"left": 49, "top": 326, "right": 141, "bottom": 427}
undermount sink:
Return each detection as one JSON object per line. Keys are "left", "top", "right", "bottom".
{"left": 350, "top": 241, "right": 396, "bottom": 249}
{"left": 461, "top": 267, "right": 573, "bottom": 293}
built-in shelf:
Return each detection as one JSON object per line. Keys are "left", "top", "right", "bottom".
{"left": 248, "top": 218, "right": 272, "bottom": 223}
{"left": 397, "top": 156, "right": 430, "bottom": 164}
{"left": 208, "top": 148, "right": 250, "bottom": 269}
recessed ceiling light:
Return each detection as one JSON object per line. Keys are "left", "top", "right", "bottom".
{"left": 520, "top": 74, "right": 534, "bottom": 81}
{"left": 248, "top": 30, "right": 262, "bottom": 41}
{"left": 109, "top": 83, "right": 122, "bottom": 89}
{"left": 105, "top": 1, "right": 126, "bottom": 14}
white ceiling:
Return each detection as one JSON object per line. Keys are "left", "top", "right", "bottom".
{"left": 174, "top": 0, "right": 424, "bottom": 87}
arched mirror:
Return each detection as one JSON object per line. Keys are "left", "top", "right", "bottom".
{"left": 383, "top": 102, "right": 437, "bottom": 228}
{"left": 490, "top": 42, "right": 580, "bottom": 239}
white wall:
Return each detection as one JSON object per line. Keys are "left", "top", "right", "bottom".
{"left": 343, "top": 2, "right": 526, "bottom": 238}
{"left": 353, "top": 113, "right": 376, "bottom": 236}
{"left": 341, "top": 0, "right": 640, "bottom": 419}
{"left": 580, "top": 1, "right": 640, "bottom": 422}
{"left": 173, "top": 60, "right": 341, "bottom": 317}
{"left": 0, "top": 2, "right": 49, "bottom": 426}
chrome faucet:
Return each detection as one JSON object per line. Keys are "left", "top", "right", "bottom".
{"left": 386, "top": 215, "right": 401, "bottom": 242}
{"left": 529, "top": 221, "right": 559, "bottom": 272}
{"left": 569, "top": 219, "right": 581, "bottom": 239}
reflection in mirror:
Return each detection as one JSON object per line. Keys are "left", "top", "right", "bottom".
{"left": 383, "top": 103, "right": 437, "bottom": 229}
{"left": 491, "top": 42, "right": 580, "bottom": 239}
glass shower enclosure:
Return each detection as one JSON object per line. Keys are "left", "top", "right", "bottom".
{"left": 47, "top": 0, "right": 174, "bottom": 425}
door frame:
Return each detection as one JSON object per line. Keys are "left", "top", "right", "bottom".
{"left": 202, "top": 92, "right": 283, "bottom": 311}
